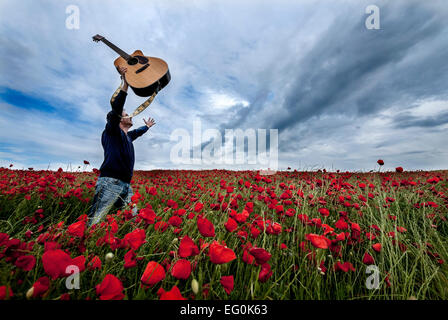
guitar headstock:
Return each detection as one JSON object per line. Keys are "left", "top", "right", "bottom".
{"left": 92, "top": 34, "right": 105, "bottom": 42}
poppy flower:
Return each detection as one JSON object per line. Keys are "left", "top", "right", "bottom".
{"left": 305, "top": 234, "right": 330, "bottom": 249}
{"left": 318, "top": 208, "right": 330, "bottom": 217}
{"left": 168, "top": 216, "right": 182, "bottom": 227}
{"left": 14, "top": 254, "right": 36, "bottom": 271}
{"left": 60, "top": 293, "right": 70, "bottom": 300}
{"left": 178, "top": 235, "right": 199, "bottom": 258}
{"left": 397, "top": 226, "right": 407, "bottom": 233}
{"left": 194, "top": 202, "right": 204, "bottom": 212}
{"left": 335, "top": 232, "right": 346, "bottom": 241}
{"left": 159, "top": 285, "right": 187, "bottom": 300}
{"left": 42, "top": 249, "right": 74, "bottom": 280}
{"left": 197, "top": 217, "right": 215, "bottom": 237}
{"left": 124, "top": 250, "right": 137, "bottom": 269}
{"left": 170, "top": 259, "right": 191, "bottom": 280}
{"left": 372, "top": 243, "right": 382, "bottom": 252}
{"left": 141, "top": 261, "right": 165, "bottom": 286}
{"left": 72, "top": 255, "right": 86, "bottom": 273}
{"left": 250, "top": 226, "right": 261, "bottom": 239}
{"left": 67, "top": 220, "right": 86, "bottom": 238}
{"left": 138, "top": 208, "right": 156, "bottom": 224}
{"left": 242, "top": 249, "right": 255, "bottom": 265}
{"left": 334, "top": 261, "right": 356, "bottom": 272}
{"left": 220, "top": 275, "right": 234, "bottom": 295}
{"left": 83, "top": 160, "right": 90, "bottom": 165}
{"left": 363, "top": 252, "right": 375, "bottom": 265}
{"left": 335, "top": 218, "right": 349, "bottom": 230}
{"left": 0, "top": 286, "right": 13, "bottom": 300}
{"left": 249, "top": 247, "right": 272, "bottom": 265}
{"left": 395, "top": 167, "right": 403, "bottom": 173}
{"left": 377, "top": 159, "right": 384, "bottom": 165}
{"left": 259, "top": 263, "right": 273, "bottom": 282}
{"left": 88, "top": 256, "right": 102, "bottom": 270}
{"left": 31, "top": 276, "right": 50, "bottom": 298}
{"left": 209, "top": 241, "right": 236, "bottom": 264}
{"left": 123, "top": 228, "right": 146, "bottom": 251}
{"left": 224, "top": 218, "right": 238, "bottom": 232}
{"left": 96, "top": 274, "right": 125, "bottom": 300}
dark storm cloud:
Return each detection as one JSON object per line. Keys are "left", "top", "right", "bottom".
{"left": 392, "top": 111, "right": 448, "bottom": 129}
{"left": 217, "top": 1, "right": 448, "bottom": 140}
{"left": 271, "top": 3, "right": 447, "bottom": 132}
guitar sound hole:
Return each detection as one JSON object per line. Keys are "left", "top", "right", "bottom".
{"left": 136, "top": 56, "right": 149, "bottom": 64}
{"left": 127, "top": 57, "right": 138, "bottom": 65}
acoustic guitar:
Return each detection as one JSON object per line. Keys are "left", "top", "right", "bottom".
{"left": 92, "top": 34, "right": 170, "bottom": 97}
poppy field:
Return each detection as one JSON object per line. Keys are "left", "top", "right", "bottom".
{"left": 0, "top": 163, "right": 447, "bottom": 300}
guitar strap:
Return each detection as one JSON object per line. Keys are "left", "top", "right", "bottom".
{"left": 110, "top": 83, "right": 158, "bottom": 119}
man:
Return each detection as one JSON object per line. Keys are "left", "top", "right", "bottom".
{"left": 88, "top": 66, "right": 155, "bottom": 227}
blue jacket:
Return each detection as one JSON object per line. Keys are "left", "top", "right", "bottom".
{"left": 99, "top": 90, "right": 149, "bottom": 183}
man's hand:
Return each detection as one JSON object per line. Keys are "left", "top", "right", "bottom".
{"left": 117, "top": 66, "right": 129, "bottom": 92}
{"left": 143, "top": 117, "right": 156, "bottom": 129}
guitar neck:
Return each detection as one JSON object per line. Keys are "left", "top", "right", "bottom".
{"left": 101, "top": 38, "right": 131, "bottom": 61}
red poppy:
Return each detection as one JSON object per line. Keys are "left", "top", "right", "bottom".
{"left": 197, "top": 217, "right": 215, "bottom": 237}
{"left": 334, "top": 261, "right": 356, "bottom": 272}
{"left": 42, "top": 249, "right": 73, "bottom": 280}
{"left": 363, "top": 252, "right": 375, "bottom": 265}
{"left": 67, "top": 220, "right": 86, "bottom": 238}
{"left": 224, "top": 217, "right": 238, "bottom": 232}
{"left": 83, "top": 160, "right": 90, "bottom": 165}
{"left": 372, "top": 243, "right": 382, "bottom": 252}
{"left": 259, "top": 263, "right": 273, "bottom": 282}
{"left": 318, "top": 208, "right": 330, "bottom": 217}
{"left": 72, "top": 255, "right": 86, "bottom": 273}
{"left": 131, "top": 191, "right": 142, "bottom": 202}
{"left": 32, "top": 276, "right": 50, "bottom": 298}
{"left": 305, "top": 234, "right": 330, "bottom": 249}
{"left": 250, "top": 226, "right": 261, "bottom": 239}
{"left": 168, "top": 216, "right": 182, "bottom": 227}
{"left": 170, "top": 259, "right": 191, "bottom": 280}
{"left": 14, "top": 254, "right": 36, "bottom": 271}
{"left": 0, "top": 286, "right": 13, "bottom": 300}
{"left": 96, "top": 274, "right": 125, "bottom": 300}
{"left": 249, "top": 247, "right": 272, "bottom": 265}
{"left": 141, "top": 261, "right": 165, "bottom": 286}
{"left": 138, "top": 208, "right": 156, "bottom": 224}
{"left": 123, "top": 228, "right": 146, "bottom": 251}
{"left": 159, "top": 285, "right": 187, "bottom": 300}
{"left": 194, "top": 202, "right": 204, "bottom": 212}
{"left": 178, "top": 235, "right": 199, "bottom": 258}
{"left": 124, "top": 250, "right": 137, "bottom": 269}
{"left": 377, "top": 159, "right": 384, "bottom": 165}
{"left": 242, "top": 249, "right": 255, "bottom": 265}
{"left": 154, "top": 221, "right": 169, "bottom": 232}
{"left": 88, "top": 255, "right": 102, "bottom": 270}
{"left": 209, "top": 241, "right": 236, "bottom": 264}
{"left": 220, "top": 275, "right": 234, "bottom": 295}
{"left": 395, "top": 167, "right": 403, "bottom": 173}
{"left": 397, "top": 226, "right": 407, "bottom": 233}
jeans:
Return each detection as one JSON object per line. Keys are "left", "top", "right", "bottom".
{"left": 87, "top": 176, "right": 138, "bottom": 227}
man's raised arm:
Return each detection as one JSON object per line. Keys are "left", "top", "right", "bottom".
{"left": 106, "top": 67, "right": 128, "bottom": 135}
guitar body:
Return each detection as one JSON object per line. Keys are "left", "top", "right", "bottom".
{"left": 113, "top": 50, "right": 171, "bottom": 97}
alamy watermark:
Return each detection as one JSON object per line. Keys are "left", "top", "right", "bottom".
{"left": 366, "top": 265, "right": 380, "bottom": 290}
{"left": 365, "top": 5, "right": 380, "bottom": 30}
{"left": 65, "top": 265, "right": 80, "bottom": 290}
{"left": 170, "top": 119, "right": 278, "bottom": 174}
{"left": 65, "top": 5, "right": 80, "bottom": 30}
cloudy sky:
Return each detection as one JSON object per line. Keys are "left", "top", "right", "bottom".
{"left": 0, "top": 0, "right": 447, "bottom": 172}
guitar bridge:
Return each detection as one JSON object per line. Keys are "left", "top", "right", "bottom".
{"left": 136, "top": 63, "right": 150, "bottom": 74}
